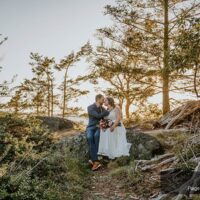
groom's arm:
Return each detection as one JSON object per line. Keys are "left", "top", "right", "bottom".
{"left": 87, "top": 106, "right": 109, "bottom": 119}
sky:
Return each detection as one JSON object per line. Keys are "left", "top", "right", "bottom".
{"left": 0, "top": 0, "right": 115, "bottom": 112}
{"left": 0, "top": 0, "right": 194, "bottom": 114}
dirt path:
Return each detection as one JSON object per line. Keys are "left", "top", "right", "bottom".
{"left": 52, "top": 130, "right": 137, "bottom": 199}
{"left": 83, "top": 167, "right": 139, "bottom": 200}
{"left": 82, "top": 157, "right": 172, "bottom": 200}
{"left": 52, "top": 129, "right": 163, "bottom": 200}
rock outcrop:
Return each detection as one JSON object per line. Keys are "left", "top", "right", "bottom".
{"left": 126, "top": 129, "right": 164, "bottom": 160}
{"left": 59, "top": 129, "right": 164, "bottom": 161}
{"left": 37, "top": 116, "right": 74, "bottom": 132}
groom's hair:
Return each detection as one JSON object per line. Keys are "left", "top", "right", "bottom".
{"left": 95, "top": 94, "right": 104, "bottom": 101}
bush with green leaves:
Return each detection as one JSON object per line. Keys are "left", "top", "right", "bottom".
{"left": 0, "top": 114, "right": 52, "bottom": 163}
{"left": 0, "top": 149, "right": 90, "bottom": 200}
{"left": 0, "top": 114, "right": 90, "bottom": 200}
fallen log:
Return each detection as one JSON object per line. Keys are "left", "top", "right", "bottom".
{"left": 155, "top": 162, "right": 200, "bottom": 200}
{"left": 154, "top": 100, "right": 200, "bottom": 131}
{"left": 144, "top": 128, "right": 188, "bottom": 136}
{"left": 173, "top": 162, "right": 200, "bottom": 200}
{"left": 136, "top": 153, "right": 174, "bottom": 166}
{"left": 165, "top": 104, "right": 188, "bottom": 130}
{"left": 141, "top": 156, "right": 177, "bottom": 172}
{"left": 136, "top": 153, "right": 175, "bottom": 171}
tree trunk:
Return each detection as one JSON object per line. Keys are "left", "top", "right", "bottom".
{"left": 47, "top": 79, "right": 50, "bottom": 116}
{"left": 162, "top": 72, "right": 170, "bottom": 114}
{"left": 162, "top": 0, "right": 170, "bottom": 114}
{"left": 14, "top": 105, "right": 18, "bottom": 114}
{"left": 193, "top": 62, "right": 200, "bottom": 98}
{"left": 125, "top": 98, "right": 131, "bottom": 120}
{"left": 62, "top": 69, "right": 68, "bottom": 118}
{"left": 36, "top": 94, "right": 39, "bottom": 115}
{"left": 50, "top": 79, "right": 54, "bottom": 116}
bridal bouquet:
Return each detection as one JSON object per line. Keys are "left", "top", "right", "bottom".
{"left": 99, "top": 119, "right": 114, "bottom": 130}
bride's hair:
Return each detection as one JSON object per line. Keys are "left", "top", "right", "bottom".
{"left": 107, "top": 97, "right": 115, "bottom": 108}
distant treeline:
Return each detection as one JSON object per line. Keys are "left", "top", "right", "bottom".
{"left": 1, "top": 0, "right": 200, "bottom": 120}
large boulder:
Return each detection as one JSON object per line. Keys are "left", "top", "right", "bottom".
{"left": 59, "top": 129, "right": 163, "bottom": 161}
{"left": 59, "top": 133, "right": 88, "bottom": 161}
{"left": 126, "top": 129, "right": 164, "bottom": 160}
{"left": 37, "top": 116, "right": 74, "bottom": 132}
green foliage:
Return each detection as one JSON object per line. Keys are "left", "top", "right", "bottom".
{"left": 155, "top": 130, "right": 189, "bottom": 152}
{"left": 0, "top": 35, "right": 16, "bottom": 102}
{"left": 0, "top": 114, "right": 52, "bottom": 163}
{"left": 0, "top": 114, "right": 90, "bottom": 200}
{"left": 123, "top": 103, "right": 162, "bottom": 128}
{"left": 99, "top": 0, "right": 200, "bottom": 114}
{"left": 109, "top": 161, "right": 143, "bottom": 187}
{"left": 56, "top": 43, "right": 91, "bottom": 118}
{"left": 5, "top": 43, "right": 91, "bottom": 117}
{"left": 170, "top": 18, "right": 200, "bottom": 97}
{"left": 174, "top": 141, "right": 200, "bottom": 170}
{"left": 0, "top": 150, "right": 89, "bottom": 200}
{"left": 171, "top": 18, "right": 200, "bottom": 72}
{"left": 132, "top": 103, "right": 162, "bottom": 122}
{"left": 156, "top": 131, "right": 200, "bottom": 170}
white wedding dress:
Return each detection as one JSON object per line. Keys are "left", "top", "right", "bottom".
{"left": 98, "top": 108, "right": 131, "bottom": 159}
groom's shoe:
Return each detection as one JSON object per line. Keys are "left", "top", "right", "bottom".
{"left": 92, "top": 161, "right": 102, "bottom": 171}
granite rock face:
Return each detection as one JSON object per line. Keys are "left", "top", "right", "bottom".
{"left": 59, "top": 129, "right": 163, "bottom": 161}
{"left": 60, "top": 133, "right": 88, "bottom": 161}
{"left": 126, "top": 129, "right": 164, "bottom": 160}
{"left": 37, "top": 116, "right": 74, "bottom": 132}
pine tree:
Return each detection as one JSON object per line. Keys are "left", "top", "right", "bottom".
{"left": 56, "top": 43, "right": 91, "bottom": 118}
{"left": 103, "top": 0, "right": 200, "bottom": 114}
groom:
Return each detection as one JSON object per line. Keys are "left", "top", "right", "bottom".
{"left": 86, "top": 94, "right": 109, "bottom": 171}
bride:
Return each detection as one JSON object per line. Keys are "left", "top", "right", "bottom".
{"left": 98, "top": 97, "right": 131, "bottom": 159}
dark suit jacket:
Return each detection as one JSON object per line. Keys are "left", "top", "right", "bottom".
{"left": 87, "top": 103, "right": 109, "bottom": 128}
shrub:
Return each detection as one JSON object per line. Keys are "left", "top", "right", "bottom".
{"left": 0, "top": 114, "right": 52, "bottom": 163}
{"left": 0, "top": 114, "right": 90, "bottom": 200}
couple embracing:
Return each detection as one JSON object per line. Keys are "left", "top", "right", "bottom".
{"left": 86, "top": 94, "right": 131, "bottom": 171}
